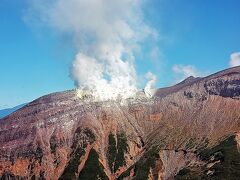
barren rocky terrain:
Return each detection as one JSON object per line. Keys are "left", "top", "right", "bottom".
{"left": 0, "top": 66, "right": 240, "bottom": 180}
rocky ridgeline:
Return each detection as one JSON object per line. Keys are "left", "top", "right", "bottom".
{"left": 0, "top": 66, "right": 240, "bottom": 180}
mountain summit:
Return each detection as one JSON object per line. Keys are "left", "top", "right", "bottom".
{"left": 0, "top": 66, "right": 240, "bottom": 179}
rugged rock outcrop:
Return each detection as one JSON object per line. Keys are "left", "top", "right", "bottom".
{"left": 0, "top": 66, "right": 240, "bottom": 180}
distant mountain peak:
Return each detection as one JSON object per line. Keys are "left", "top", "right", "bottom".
{"left": 0, "top": 103, "right": 27, "bottom": 119}
{"left": 177, "top": 75, "right": 200, "bottom": 85}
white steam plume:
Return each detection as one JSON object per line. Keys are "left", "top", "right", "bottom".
{"left": 25, "top": 0, "right": 158, "bottom": 100}
{"left": 229, "top": 52, "right": 240, "bottom": 67}
{"left": 144, "top": 72, "right": 157, "bottom": 97}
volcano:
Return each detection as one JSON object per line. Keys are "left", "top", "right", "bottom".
{"left": 0, "top": 66, "right": 240, "bottom": 180}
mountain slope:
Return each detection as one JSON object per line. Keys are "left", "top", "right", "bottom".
{"left": 0, "top": 66, "right": 240, "bottom": 180}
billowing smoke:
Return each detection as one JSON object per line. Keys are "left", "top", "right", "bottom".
{"left": 144, "top": 72, "right": 157, "bottom": 97}
{"left": 26, "top": 0, "right": 158, "bottom": 100}
{"left": 229, "top": 52, "right": 240, "bottom": 67}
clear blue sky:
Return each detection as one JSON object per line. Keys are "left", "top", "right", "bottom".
{"left": 1, "top": 0, "right": 240, "bottom": 108}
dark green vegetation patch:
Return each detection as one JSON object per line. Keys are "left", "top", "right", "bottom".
{"left": 176, "top": 135, "right": 240, "bottom": 180}
{"left": 35, "top": 146, "right": 43, "bottom": 164}
{"left": 107, "top": 132, "right": 129, "bottom": 173}
{"left": 118, "top": 146, "right": 160, "bottom": 180}
{"left": 107, "top": 133, "right": 117, "bottom": 173}
{"left": 78, "top": 148, "right": 109, "bottom": 180}
{"left": 114, "top": 133, "right": 129, "bottom": 172}
{"left": 59, "top": 128, "right": 95, "bottom": 180}
{"left": 50, "top": 135, "right": 57, "bottom": 154}
{"left": 59, "top": 146, "right": 86, "bottom": 180}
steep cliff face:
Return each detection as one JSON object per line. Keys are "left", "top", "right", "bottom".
{"left": 0, "top": 66, "right": 240, "bottom": 180}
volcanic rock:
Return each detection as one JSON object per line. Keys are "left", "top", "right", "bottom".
{"left": 0, "top": 66, "right": 240, "bottom": 180}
